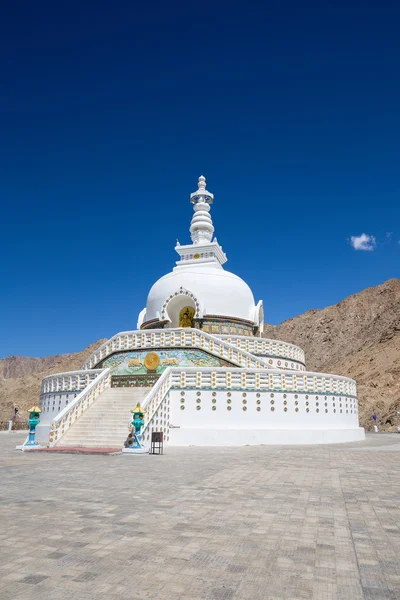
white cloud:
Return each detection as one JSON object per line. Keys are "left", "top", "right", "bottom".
{"left": 350, "top": 233, "right": 376, "bottom": 251}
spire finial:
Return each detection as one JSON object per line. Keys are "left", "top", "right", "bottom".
{"left": 189, "top": 175, "right": 215, "bottom": 244}
{"left": 198, "top": 175, "right": 206, "bottom": 191}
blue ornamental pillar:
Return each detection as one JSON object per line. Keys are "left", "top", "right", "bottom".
{"left": 25, "top": 406, "right": 41, "bottom": 447}
{"left": 122, "top": 403, "right": 148, "bottom": 454}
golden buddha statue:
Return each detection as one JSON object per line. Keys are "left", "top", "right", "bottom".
{"left": 179, "top": 306, "right": 195, "bottom": 328}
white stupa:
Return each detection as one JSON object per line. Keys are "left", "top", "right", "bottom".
{"left": 35, "top": 176, "right": 365, "bottom": 449}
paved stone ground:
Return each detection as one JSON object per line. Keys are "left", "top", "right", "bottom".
{"left": 1, "top": 433, "right": 400, "bottom": 600}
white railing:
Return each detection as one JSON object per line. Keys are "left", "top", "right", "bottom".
{"left": 81, "top": 329, "right": 272, "bottom": 371}
{"left": 48, "top": 369, "right": 111, "bottom": 446}
{"left": 217, "top": 335, "right": 306, "bottom": 365}
{"left": 166, "top": 368, "right": 356, "bottom": 396}
{"left": 41, "top": 370, "right": 103, "bottom": 394}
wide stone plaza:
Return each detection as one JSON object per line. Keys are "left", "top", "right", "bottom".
{"left": 1, "top": 434, "right": 400, "bottom": 599}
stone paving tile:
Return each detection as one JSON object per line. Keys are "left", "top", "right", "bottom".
{"left": 3, "top": 432, "right": 400, "bottom": 599}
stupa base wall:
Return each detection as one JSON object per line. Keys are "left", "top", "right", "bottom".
{"left": 168, "top": 427, "right": 365, "bottom": 446}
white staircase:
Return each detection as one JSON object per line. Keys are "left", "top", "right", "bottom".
{"left": 56, "top": 387, "right": 150, "bottom": 448}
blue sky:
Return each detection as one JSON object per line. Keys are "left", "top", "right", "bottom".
{"left": 1, "top": 0, "right": 399, "bottom": 357}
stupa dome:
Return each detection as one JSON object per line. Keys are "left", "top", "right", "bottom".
{"left": 144, "top": 264, "right": 257, "bottom": 323}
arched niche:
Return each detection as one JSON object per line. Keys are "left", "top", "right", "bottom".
{"left": 160, "top": 287, "right": 202, "bottom": 328}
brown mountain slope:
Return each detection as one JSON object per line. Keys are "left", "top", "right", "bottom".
{"left": 0, "top": 340, "right": 106, "bottom": 422}
{"left": 0, "top": 355, "right": 72, "bottom": 379}
{"left": 263, "top": 278, "right": 400, "bottom": 430}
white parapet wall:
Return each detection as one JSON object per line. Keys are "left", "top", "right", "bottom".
{"left": 140, "top": 367, "right": 365, "bottom": 446}
{"left": 166, "top": 388, "right": 364, "bottom": 445}
{"left": 36, "top": 364, "right": 364, "bottom": 447}
{"left": 216, "top": 335, "right": 306, "bottom": 370}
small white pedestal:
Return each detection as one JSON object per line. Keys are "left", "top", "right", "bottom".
{"left": 122, "top": 447, "right": 148, "bottom": 455}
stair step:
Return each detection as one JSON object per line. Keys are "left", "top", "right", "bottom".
{"left": 55, "top": 387, "right": 153, "bottom": 448}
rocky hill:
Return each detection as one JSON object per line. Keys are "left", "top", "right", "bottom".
{"left": 263, "top": 278, "right": 400, "bottom": 431}
{"left": 0, "top": 340, "right": 106, "bottom": 423}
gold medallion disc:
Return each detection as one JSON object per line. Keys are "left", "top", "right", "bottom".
{"left": 144, "top": 352, "right": 161, "bottom": 371}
